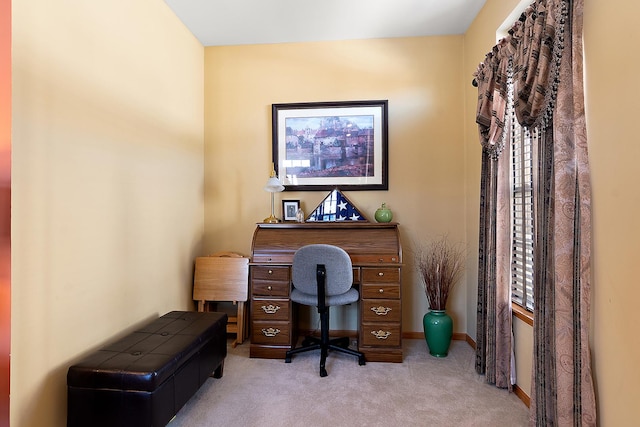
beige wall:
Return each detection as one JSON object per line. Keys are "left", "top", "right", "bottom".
{"left": 10, "top": 1, "right": 204, "bottom": 426}
{"left": 584, "top": 0, "right": 640, "bottom": 425}
{"left": 203, "top": 37, "right": 468, "bottom": 334}
{"left": 9, "top": 1, "right": 640, "bottom": 426}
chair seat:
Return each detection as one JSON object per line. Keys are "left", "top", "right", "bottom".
{"left": 291, "top": 287, "right": 359, "bottom": 307}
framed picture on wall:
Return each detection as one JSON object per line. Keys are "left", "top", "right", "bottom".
{"left": 272, "top": 100, "right": 388, "bottom": 191}
{"left": 282, "top": 199, "right": 300, "bottom": 221}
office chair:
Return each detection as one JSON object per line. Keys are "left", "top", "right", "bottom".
{"left": 285, "top": 244, "right": 366, "bottom": 377}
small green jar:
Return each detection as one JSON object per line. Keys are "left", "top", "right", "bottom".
{"left": 374, "top": 203, "right": 393, "bottom": 223}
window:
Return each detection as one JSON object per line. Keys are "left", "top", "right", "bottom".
{"left": 508, "top": 81, "right": 536, "bottom": 312}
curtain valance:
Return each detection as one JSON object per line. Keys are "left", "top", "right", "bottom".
{"left": 474, "top": 0, "right": 566, "bottom": 155}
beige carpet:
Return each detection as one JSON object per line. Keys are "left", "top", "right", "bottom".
{"left": 169, "top": 339, "right": 529, "bottom": 426}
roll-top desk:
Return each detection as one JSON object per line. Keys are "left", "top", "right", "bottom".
{"left": 249, "top": 222, "right": 403, "bottom": 363}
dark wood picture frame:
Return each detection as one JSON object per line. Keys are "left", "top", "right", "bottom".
{"left": 282, "top": 199, "right": 300, "bottom": 221}
{"left": 272, "top": 100, "right": 388, "bottom": 191}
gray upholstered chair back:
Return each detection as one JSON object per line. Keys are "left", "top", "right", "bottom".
{"left": 292, "top": 244, "right": 353, "bottom": 297}
{"left": 286, "top": 243, "right": 365, "bottom": 375}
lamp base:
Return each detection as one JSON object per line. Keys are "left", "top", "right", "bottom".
{"left": 263, "top": 215, "right": 281, "bottom": 224}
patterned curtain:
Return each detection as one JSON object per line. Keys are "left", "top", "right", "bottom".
{"left": 474, "top": 0, "right": 597, "bottom": 424}
{"left": 474, "top": 37, "right": 514, "bottom": 390}
{"left": 528, "top": 0, "right": 597, "bottom": 424}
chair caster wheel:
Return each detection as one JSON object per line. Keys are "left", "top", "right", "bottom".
{"left": 320, "top": 367, "right": 328, "bottom": 377}
{"left": 358, "top": 356, "right": 366, "bottom": 366}
{"left": 285, "top": 356, "right": 291, "bottom": 363}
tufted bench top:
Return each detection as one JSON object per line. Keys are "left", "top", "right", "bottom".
{"left": 67, "top": 311, "right": 227, "bottom": 392}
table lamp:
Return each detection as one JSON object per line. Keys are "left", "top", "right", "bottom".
{"left": 263, "top": 166, "right": 285, "bottom": 223}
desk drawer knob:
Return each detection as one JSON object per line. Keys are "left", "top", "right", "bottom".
{"left": 371, "top": 330, "right": 391, "bottom": 340}
{"left": 378, "top": 272, "right": 384, "bottom": 276}
{"left": 379, "top": 288, "right": 384, "bottom": 294}
{"left": 371, "top": 306, "right": 392, "bottom": 316}
{"left": 261, "top": 327, "right": 281, "bottom": 337}
{"left": 268, "top": 270, "right": 273, "bottom": 274}
{"left": 261, "top": 304, "right": 281, "bottom": 314}
{"left": 267, "top": 286, "right": 272, "bottom": 291}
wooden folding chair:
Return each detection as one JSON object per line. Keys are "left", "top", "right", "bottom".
{"left": 193, "top": 251, "right": 249, "bottom": 347}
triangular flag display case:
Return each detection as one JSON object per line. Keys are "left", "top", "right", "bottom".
{"left": 306, "top": 189, "right": 368, "bottom": 222}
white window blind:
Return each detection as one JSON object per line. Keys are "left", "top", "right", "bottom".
{"left": 509, "top": 85, "right": 536, "bottom": 312}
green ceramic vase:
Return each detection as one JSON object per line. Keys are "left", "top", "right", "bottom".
{"left": 374, "top": 203, "right": 393, "bottom": 223}
{"left": 423, "top": 310, "right": 453, "bottom": 357}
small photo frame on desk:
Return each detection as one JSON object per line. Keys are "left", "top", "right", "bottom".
{"left": 282, "top": 200, "right": 300, "bottom": 221}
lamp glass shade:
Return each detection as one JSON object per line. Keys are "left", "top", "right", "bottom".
{"left": 263, "top": 173, "right": 284, "bottom": 223}
{"left": 264, "top": 177, "right": 284, "bottom": 192}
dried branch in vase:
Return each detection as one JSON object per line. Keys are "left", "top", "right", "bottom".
{"left": 415, "top": 236, "right": 465, "bottom": 311}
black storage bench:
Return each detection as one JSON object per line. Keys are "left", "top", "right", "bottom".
{"left": 67, "top": 311, "right": 227, "bottom": 427}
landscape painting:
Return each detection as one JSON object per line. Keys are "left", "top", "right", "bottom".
{"left": 272, "top": 100, "right": 388, "bottom": 191}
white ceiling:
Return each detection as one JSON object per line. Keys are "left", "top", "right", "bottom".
{"left": 164, "top": 0, "right": 487, "bottom": 47}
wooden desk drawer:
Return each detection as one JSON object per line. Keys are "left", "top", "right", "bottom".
{"left": 251, "top": 299, "right": 290, "bottom": 321}
{"left": 361, "top": 322, "right": 401, "bottom": 347}
{"left": 251, "top": 266, "right": 290, "bottom": 281}
{"left": 251, "top": 280, "right": 290, "bottom": 297}
{"left": 362, "top": 283, "right": 401, "bottom": 299}
{"left": 362, "top": 299, "right": 401, "bottom": 322}
{"left": 361, "top": 267, "right": 400, "bottom": 283}
{"left": 351, "top": 254, "right": 401, "bottom": 264}
{"left": 251, "top": 321, "right": 291, "bottom": 345}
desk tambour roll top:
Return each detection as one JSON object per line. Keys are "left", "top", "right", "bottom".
{"left": 251, "top": 224, "right": 401, "bottom": 264}
{"left": 249, "top": 222, "right": 403, "bottom": 363}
